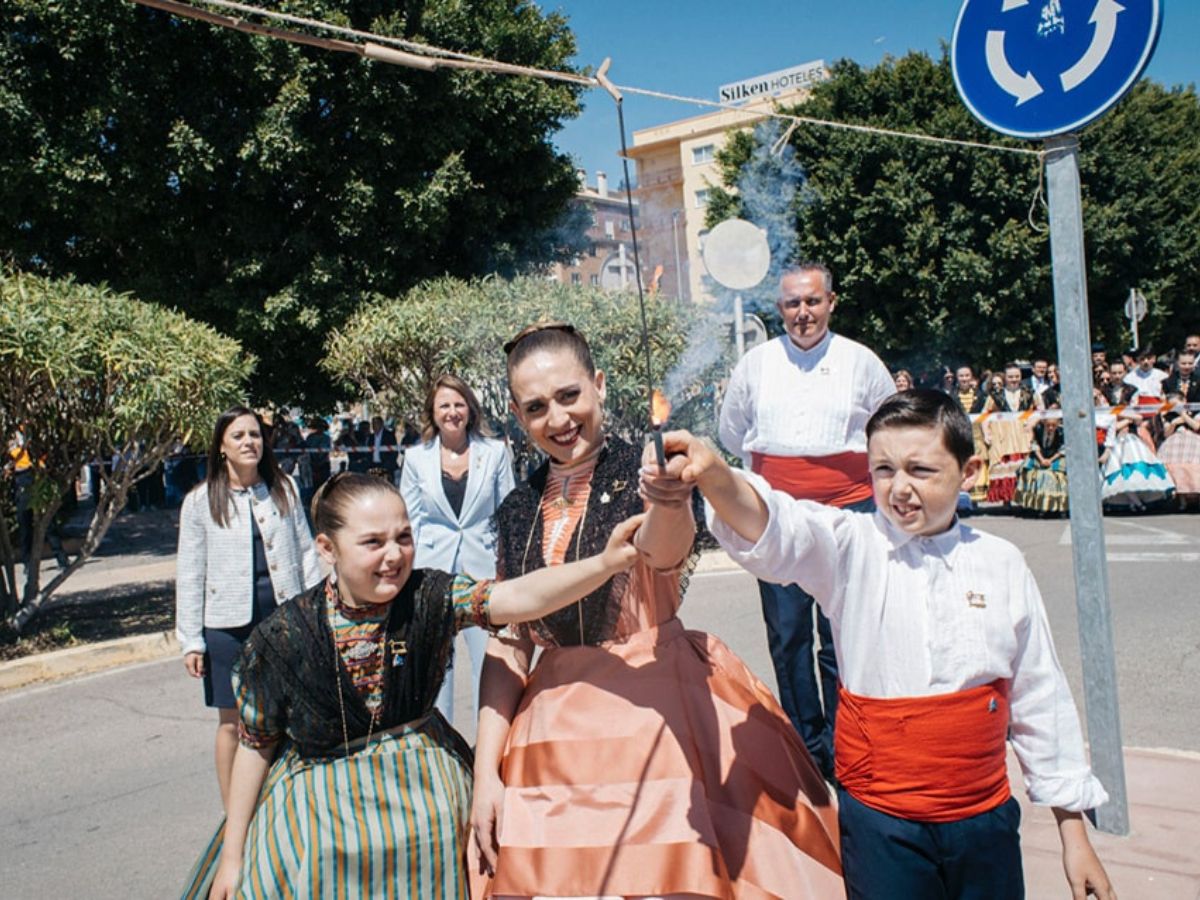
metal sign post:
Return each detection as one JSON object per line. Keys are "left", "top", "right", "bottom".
{"left": 952, "top": 0, "right": 1164, "bottom": 835}
{"left": 1044, "top": 134, "right": 1128, "bottom": 835}
{"left": 1125, "top": 287, "right": 1147, "bottom": 349}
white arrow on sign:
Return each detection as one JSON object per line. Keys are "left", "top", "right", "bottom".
{"left": 1001, "top": 0, "right": 1028, "bottom": 11}
{"left": 986, "top": 29, "right": 1044, "bottom": 105}
{"left": 1061, "top": 0, "right": 1126, "bottom": 92}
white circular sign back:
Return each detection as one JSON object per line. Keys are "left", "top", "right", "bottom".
{"left": 702, "top": 219, "right": 770, "bottom": 291}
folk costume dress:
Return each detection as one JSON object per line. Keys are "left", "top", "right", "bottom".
{"left": 1013, "top": 421, "right": 1069, "bottom": 515}
{"left": 981, "top": 387, "right": 1037, "bottom": 504}
{"left": 487, "top": 438, "right": 844, "bottom": 900}
{"left": 1155, "top": 410, "right": 1200, "bottom": 498}
{"left": 1101, "top": 419, "right": 1175, "bottom": 509}
{"left": 952, "top": 387, "right": 991, "bottom": 504}
{"left": 182, "top": 571, "right": 494, "bottom": 900}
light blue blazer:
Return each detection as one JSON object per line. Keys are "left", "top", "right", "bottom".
{"left": 399, "top": 434, "right": 515, "bottom": 580}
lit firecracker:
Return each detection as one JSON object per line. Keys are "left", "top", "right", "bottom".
{"left": 650, "top": 389, "right": 671, "bottom": 471}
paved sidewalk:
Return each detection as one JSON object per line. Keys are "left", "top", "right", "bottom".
{"left": 1014, "top": 748, "right": 1200, "bottom": 899}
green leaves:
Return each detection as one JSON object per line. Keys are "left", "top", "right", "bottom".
{"left": 0, "top": 269, "right": 252, "bottom": 620}
{"left": 712, "top": 51, "right": 1200, "bottom": 371}
{"left": 323, "top": 276, "right": 702, "bottom": 442}
{"left": 0, "top": 270, "right": 251, "bottom": 459}
{"left": 1, "top": 0, "right": 586, "bottom": 406}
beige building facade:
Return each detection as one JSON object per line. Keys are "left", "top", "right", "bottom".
{"left": 626, "top": 62, "right": 827, "bottom": 304}
{"left": 549, "top": 170, "right": 640, "bottom": 293}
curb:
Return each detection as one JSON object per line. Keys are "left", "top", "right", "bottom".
{"left": 0, "top": 630, "right": 179, "bottom": 693}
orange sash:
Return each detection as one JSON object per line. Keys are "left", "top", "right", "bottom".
{"left": 835, "top": 681, "right": 1011, "bottom": 823}
{"left": 751, "top": 451, "right": 872, "bottom": 507}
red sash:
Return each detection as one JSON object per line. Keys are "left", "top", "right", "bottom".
{"left": 835, "top": 681, "right": 1011, "bottom": 823}
{"left": 751, "top": 451, "right": 872, "bottom": 507}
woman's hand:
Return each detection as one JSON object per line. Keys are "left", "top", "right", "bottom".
{"left": 471, "top": 772, "right": 506, "bottom": 877}
{"left": 184, "top": 652, "right": 205, "bottom": 678}
{"left": 207, "top": 856, "right": 241, "bottom": 900}
{"left": 602, "top": 514, "right": 646, "bottom": 572}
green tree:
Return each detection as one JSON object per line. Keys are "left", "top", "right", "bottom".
{"left": 323, "top": 275, "right": 717, "bottom": 468}
{"left": 710, "top": 52, "right": 1200, "bottom": 373}
{"left": 0, "top": 0, "right": 586, "bottom": 406}
{"left": 0, "top": 270, "right": 251, "bottom": 630}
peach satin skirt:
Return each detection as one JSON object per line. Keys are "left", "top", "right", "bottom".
{"left": 488, "top": 618, "right": 844, "bottom": 899}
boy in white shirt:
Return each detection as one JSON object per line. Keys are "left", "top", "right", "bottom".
{"left": 639, "top": 389, "right": 1114, "bottom": 900}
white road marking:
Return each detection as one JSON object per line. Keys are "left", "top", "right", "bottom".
{"left": 1058, "top": 520, "right": 1198, "bottom": 562}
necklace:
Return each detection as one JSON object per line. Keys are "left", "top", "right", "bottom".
{"left": 523, "top": 467, "right": 593, "bottom": 645}
{"left": 329, "top": 582, "right": 382, "bottom": 757}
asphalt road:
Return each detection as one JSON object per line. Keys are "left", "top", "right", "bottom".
{"left": 2, "top": 512, "right": 1197, "bottom": 898}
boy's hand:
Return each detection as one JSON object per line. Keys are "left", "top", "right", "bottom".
{"left": 1057, "top": 811, "right": 1116, "bottom": 899}
{"left": 602, "top": 513, "right": 647, "bottom": 571}
{"left": 640, "top": 430, "right": 721, "bottom": 507}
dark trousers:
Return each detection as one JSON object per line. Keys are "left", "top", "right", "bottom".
{"left": 839, "top": 789, "right": 1024, "bottom": 900}
{"left": 758, "top": 579, "right": 839, "bottom": 779}
{"left": 758, "top": 495, "right": 874, "bottom": 781}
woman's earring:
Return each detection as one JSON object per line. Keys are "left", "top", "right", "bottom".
{"left": 329, "top": 567, "right": 338, "bottom": 586}
{"left": 219, "top": 451, "right": 227, "bottom": 462}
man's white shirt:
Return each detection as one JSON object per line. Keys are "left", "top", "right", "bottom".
{"left": 719, "top": 332, "right": 895, "bottom": 463}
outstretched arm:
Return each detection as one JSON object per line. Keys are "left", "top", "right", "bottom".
{"left": 486, "top": 514, "right": 644, "bottom": 625}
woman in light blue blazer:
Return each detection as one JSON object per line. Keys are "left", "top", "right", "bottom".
{"left": 400, "top": 374, "right": 515, "bottom": 723}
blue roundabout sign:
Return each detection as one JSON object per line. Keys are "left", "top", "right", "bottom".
{"left": 952, "top": 0, "right": 1162, "bottom": 139}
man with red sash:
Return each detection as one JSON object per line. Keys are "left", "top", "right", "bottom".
{"left": 719, "top": 262, "right": 894, "bottom": 781}
{"left": 643, "top": 390, "right": 1114, "bottom": 899}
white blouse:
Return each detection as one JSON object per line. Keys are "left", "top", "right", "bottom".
{"left": 709, "top": 470, "right": 1109, "bottom": 812}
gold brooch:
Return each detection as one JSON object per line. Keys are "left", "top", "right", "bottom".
{"left": 966, "top": 591, "right": 987, "bottom": 609}
{"left": 390, "top": 639, "right": 408, "bottom": 667}
{"left": 611, "top": 480, "right": 627, "bottom": 493}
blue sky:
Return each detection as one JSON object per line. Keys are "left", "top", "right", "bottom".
{"left": 544, "top": 0, "right": 1197, "bottom": 182}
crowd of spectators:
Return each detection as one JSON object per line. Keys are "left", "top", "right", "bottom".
{"left": 891, "top": 333, "right": 1200, "bottom": 514}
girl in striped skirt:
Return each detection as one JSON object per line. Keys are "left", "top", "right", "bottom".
{"left": 187, "top": 471, "right": 644, "bottom": 899}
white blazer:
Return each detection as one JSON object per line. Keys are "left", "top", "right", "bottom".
{"left": 399, "top": 435, "right": 515, "bottom": 580}
{"left": 174, "top": 476, "right": 322, "bottom": 654}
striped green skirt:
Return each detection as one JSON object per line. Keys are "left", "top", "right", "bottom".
{"left": 182, "top": 713, "right": 474, "bottom": 899}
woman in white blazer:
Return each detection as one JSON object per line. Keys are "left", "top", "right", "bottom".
{"left": 175, "top": 406, "right": 322, "bottom": 811}
{"left": 400, "top": 374, "right": 516, "bottom": 722}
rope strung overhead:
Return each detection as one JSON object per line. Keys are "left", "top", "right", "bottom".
{"left": 128, "top": 0, "right": 1044, "bottom": 160}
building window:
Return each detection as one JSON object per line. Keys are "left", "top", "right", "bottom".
{"left": 604, "top": 220, "right": 616, "bottom": 239}
{"left": 691, "top": 144, "right": 716, "bottom": 165}
{"left": 571, "top": 273, "right": 582, "bottom": 286}
{"left": 694, "top": 189, "right": 711, "bottom": 208}
{"left": 590, "top": 274, "right": 600, "bottom": 286}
